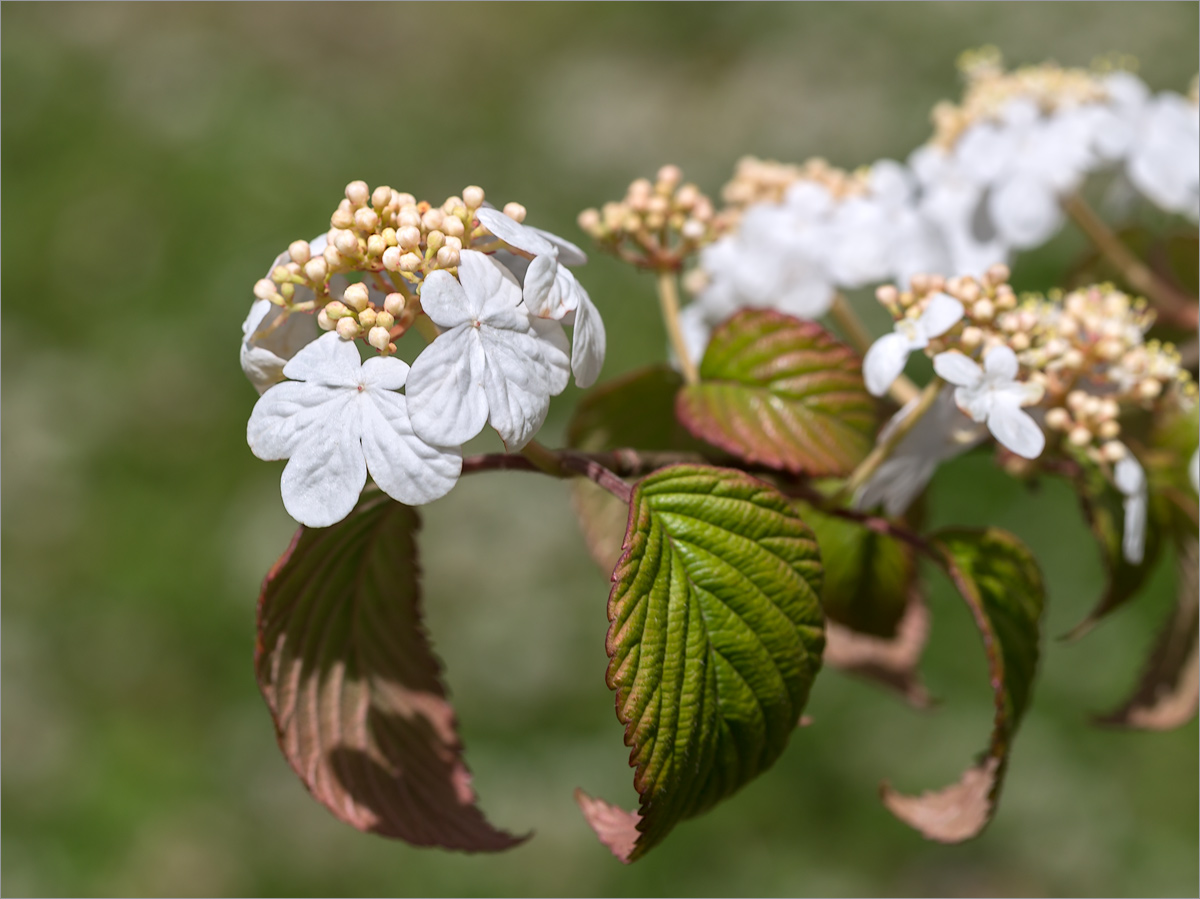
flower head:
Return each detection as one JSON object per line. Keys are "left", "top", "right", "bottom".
{"left": 934, "top": 345, "right": 1045, "bottom": 459}
{"left": 247, "top": 333, "right": 462, "bottom": 527}
{"left": 863, "top": 292, "right": 964, "bottom": 396}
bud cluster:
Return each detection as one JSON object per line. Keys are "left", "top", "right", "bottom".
{"left": 577, "top": 165, "right": 717, "bottom": 271}
{"left": 718, "top": 156, "right": 871, "bottom": 223}
{"left": 875, "top": 263, "right": 1016, "bottom": 357}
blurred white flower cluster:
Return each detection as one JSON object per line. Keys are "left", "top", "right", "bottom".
{"left": 241, "top": 182, "right": 604, "bottom": 527}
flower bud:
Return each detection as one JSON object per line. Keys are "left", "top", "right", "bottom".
{"left": 382, "top": 246, "right": 403, "bottom": 271}
{"left": 1062, "top": 348, "right": 1085, "bottom": 369}
{"left": 578, "top": 208, "right": 601, "bottom": 235}
{"left": 304, "top": 257, "right": 328, "bottom": 283}
{"left": 324, "top": 300, "right": 351, "bottom": 320}
{"left": 335, "top": 229, "right": 360, "bottom": 257}
{"left": 383, "top": 293, "right": 406, "bottom": 318}
{"left": 354, "top": 207, "right": 379, "bottom": 232}
{"left": 1097, "top": 419, "right": 1121, "bottom": 440}
{"left": 985, "top": 263, "right": 1011, "bottom": 286}
{"left": 345, "top": 180, "right": 370, "bottom": 207}
{"left": 421, "top": 208, "right": 445, "bottom": 231}
{"left": 426, "top": 230, "right": 445, "bottom": 253}
{"left": 443, "top": 235, "right": 463, "bottom": 252}
{"left": 358, "top": 308, "right": 377, "bottom": 329}
{"left": 382, "top": 227, "right": 398, "bottom": 246}
{"left": 1139, "top": 378, "right": 1163, "bottom": 399}
{"left": 398, "top": 226, "right": 422, "bottom": 250}
{"left": 1101, "top": 441, "right": 1127, "bottom": 462}
{"left": 960, "top": 326, "right": 983, "bottom": 348}
{"left": 399, "top": 252, "right": 422, "bottom": 272}
{"left": 1045, "top": 407, "right": 1072, "bottom": 430}
{"left": 1066, "top": 390, "right": 1088, "bottom": 412}
{"left": 399, "top": 209, "right": 422, "bottom": 229}
{"left": 323, "top": 244, "right": 343, "bottom": 268}
{"left": 336, "top": 317, "right": 362, "bottom": 340}
{"left": 1068, "top": 425, "right": 1093, "bottom": 446}
{"left": 372, "top": 185, "right": 393, "bottom": 210}
{"left": 676, "top": 184, "right": 700, "bottom": 209}
{"left": 875, "top": 284, "right": 899, "bottom": 306}
{"left": 442, "top": 215, "right": 465, "bottom": 238}
{"left": 331, "top": 206, "right": 355, "bottom": 229}
{"left": 436, "top": 245, "right": 460, "bottom": 267}
{"left": 367, "top": 234, "right": 387, "bottom": 257}
{"left": 463, "top": 185, "right": 485, "bottom": 208}
{"left": 253, "top": 278, "right": 278, "bottom": 300}
{"left": 344, "top": 282, "right": 370, "bottom": 313}
{"left": 657, "top": 164, "right": 682, "bottom": 189}
{"left": 972, "top": 299, "right": 996, "bottom": 324}
{"left": 288, "top": 240, "right": 311, "bottom": 265}
{"left": 681, "top": 218, "right": 705, "bottom": 241}
{"left": 368, "top": 326, "right": 391, "bottom": 351}
{"left": 502, "top": 202, "right": 526, "bottom": 222}
{"left": 375, "top": 309, "right": 395, "bottom": 330}
{"left": 317, "top": 309, "right": 335, "bottom": 331}
{"left": 395, "top": 192, "right": 416, "bottom": 208}
{"left": 1009, "top": 332, "right": 1030, "bottom": 351}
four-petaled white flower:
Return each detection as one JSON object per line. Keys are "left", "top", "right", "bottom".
{"left": 862, "top": 292, "right": 964, "bottom": 396}
{"left": 1113, "top": 452, "right": 1148, "bottom": 565}
{"left": 405, "top": 249, "right": 570, "bottom": 451}
{"left": 933, "top": 345, "right": 1045, "bottom": 460}
{"left": 248, "top": 332, "right": 462, "bottom": 528}
{"left": 476, "top": 207, "right": 605, "bottom": 388}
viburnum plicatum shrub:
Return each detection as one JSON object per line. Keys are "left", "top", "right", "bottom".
{"left": 242, "top": 51, "right": 1199, "bottom": 862}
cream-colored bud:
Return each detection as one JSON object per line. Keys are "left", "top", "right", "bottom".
{"left": 463, "top": 185, "right": 485, "bottom": 209}
{"left": 383, "top": 293, "right": 406, "bottom": 318}
{"left": 1139, "top": 379, "right": 1163, "bottom": 399}
{"left": 927, "top": 275, "right": 946, "bottom": 293}
{"left": 397, "top": 226, "right": 422, "bottom": 251}
{"left": 1101, "top": 441, "right": 1127, "bottom": 462}
{"left": 1096, "top": 338, "right": 1123, "bottom": 361}
{"left": 442, "top": 215, "right": 465, "bottom": 238}
{"left": 656, "top": 164, "right": 682, "bottom": 189}
{"left": 681, "top": 218, "right": 706, "bottom": 241}
{"left": 1062, "top": 348, "right": 1085, "bottom": 369}
{"left": 382, "top": 246, "right": 403, "bottom": 271}
{"left": 345, "top": 180, "right": 370, "bottom": 207}
{"left": 368, "top": 326, "right": 390, "bottom": 351}
{"left": 395, "top": 193, "right": 416, "bottom": 208}
{"left": 399, "top": 209, "right": 422, "bottom": 229}
{"left": 502, "top": 202, "right": 527, "bottom": 222}
{"left": 958, "top": 281, "right": 982, "bottom": 304}
{"left": 1099, "top": 398, "right": 1119, "bottom": 421}
{"left": 358, "top": 308, "right": 377, "bottom": 329}
{"left": 335, "top": 229, "right": 360, "bottom": 256}
{"left": 910, "top": 274, "right": 930, "bottom": 295}
{"left": 692, "top": 196, "right": 714, "bottom": 221}
{"left": 421, "top": 208, "right": 445, "bottom": 231}
{"left": 985, "top": 263, "right": 1010, "bottom": 286}
{"left": 382, "top": 227, "right": 398, "bottom": 247}
{"left": 972, "top": 298, "right": 995, "bottom": 322}
{"left": 443, "top": 235, "right": 463, "bottom": 252}
{"left": 375, "top": 309, "right": 395, "bottom": 330}
{"left": 1045, "top": 407, "right": 1072, "bottom": 430}
{"left": 961, "top": 326, "right": 984, "bottom": 348}
{"left": 288, "top": 240, "right": 312, "bottom": 265}
{"left": 304, "top": 257, "right": 328, "bottom": 283}
{"left": 1066, "top": 390, "right": 1088, "bottom": 412}
{"left": 399, "top": 252, "right": 422, "bottom": 272}
{"left": 279, "top": 282, "right": 295, "bottom": 301}
{"left": 354, "top": 207, "right": 379, "bottom": 232}
{"left": 426, "top": 230, "right": 445, "bottom": 253}
{"left": 994, "top": 285, "right": 1017, "bottom": 310}
{"left": 1082, "top": 396, "right": 1102, "bottom": 419}
{"left": 442, "top": 196, "right": 465, "bottom": 216}
{"left": 253, "top": 278, "right": 278, "bottom": 300}
{"left": 436, "top": 245, "right": 460, "bottom": 268}
{"left": 366, "top": 234, "right": 387, "bottom": 257}
{"left": 1068, "top": 425, "right": 1093, "bottom": 446}
{"left": 1009, "top": 332, "right": 1030, "bottom": 351}
{"left": 372, "top": 185, "right": 393, "bottom": 210}
{"left": 1098, "top": 419, "right": 1121, "bottom": 440}
{"left": 324, "top": 300, "right": 351, "bottom": 320}
{"left": 578, "top": 208, "right": 602, "bottom": 234}
{"left": 324, "top": 244, "right": 344, "bottom": 269}
{"left": 317, "top": 309, "right": 335, "bottom": 331}
{"left": 343, "top": 282, "right": 370, "bottom": 312}
{"left": 331, "top": 206, "right": 355, "bottom": 229}
{"left": 875, "top": 284, "right": 899, "bottom": 305}
{"left": 676, "top": 183, "right": 700, "bottom": 209}
{"left": 336, "top": 317, "right": 362, "bottom": 340}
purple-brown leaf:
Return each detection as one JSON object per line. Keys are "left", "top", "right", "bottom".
{"left": 825, "top": 591, "right": 933, "bottom": 708}
{"left": 255, "top": 491, "right": 523, "bottom": 851}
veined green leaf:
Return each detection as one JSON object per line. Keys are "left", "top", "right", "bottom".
{"left": 256, "top": 492, "right": 521, "bottom": 851}
{"left": 882, "top": 528, "right": 1043, "bottom": 843}
{"left": 581, "top": 465, "right": 825, "bottom": 861}
{"left": 676, "top": 309, "right": 875, "bottom": 476}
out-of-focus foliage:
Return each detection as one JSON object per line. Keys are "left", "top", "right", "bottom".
{"left": 2, "top": 3, "right": 1196, "bottom": 895}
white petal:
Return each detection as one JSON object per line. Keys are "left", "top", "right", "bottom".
{"left": 917, "top": 292, "right": 965, "bottom": 339}
{"left": 932, "top": 350, "right": 983, "bottom": 388}
{"left": 986, "top": 396, "right": 1045, "bottom": 459}
{"left": 775, "top": 277, "right": 835, "bottom": 320}
{"left": 282, "top": 332, "right": 361, "bottom": 387}
{"left": 1122, "top": 493, "right": 1147, "bottom": 565}
{"left": 527, "top": 224, "right": 587, "bottom": 266}
{"left": 955, "top": 121, "right": 1014, "bottom": 185}
{"left": 476, "top": 207, "right": 557, "bottom": 258}
{"left": 279, "top": 401, "right": 367, "bottom": 528}
{"left": 988, "top": 176, "right": 1064, "bottom": 250}
{"left": 492, "top": 249, "right": 531, "bottom": 284}
{"left": 359, "top": 355, "right": 409, "bottom": 391}
{"left": 570, "top": 288, "right": 606, "bottom": 388}
{"left": 405, "top": 325, "right": 489, "bottom": 446}
{"left": 419, "top": 269, "right": 476, "bottom": 328}
{"left": 241, "top": 300, "right": 321, "bottom": 393}
{"left": 460, "top": 250, "right": 524, "bottom": 322}
{"left": 1114, "top": 453, "right": 1146, "bottom": 495}
{"left": 361, "top": 391, "right": 462, "bottom": 506}
{"left": 528, "top": 316, "right": 572, "bottom": 395}
{"left": 521, "top": 254, "right": 560, "bottom": 318}
{"left": 247, "top": 380, "right": 346, "bottom": 460}
{"left": 478, "top": 326, "right": 557, "bottom": 450}
{"left": 863, "top": 332, "right": 915, "bottom": 397}
{"left": 982, "top": 345, "right": 1019, "bottom": 381}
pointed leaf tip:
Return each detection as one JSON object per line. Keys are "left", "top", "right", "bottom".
{"left": 574, "top": 790, "right": 640, "bottom": 864}
{"left": 256, "top": 491, "right": 524, "bottom": 852}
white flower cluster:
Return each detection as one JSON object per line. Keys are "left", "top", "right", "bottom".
{"left": 241, "top": 183, "right": 605, "bottom": 527}
{"left": 858, "top": 273, "right": 1197, "bottom": 562}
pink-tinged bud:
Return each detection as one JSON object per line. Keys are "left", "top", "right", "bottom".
{"left": 443, "top": 235, "right": 462, "bottom": 252}
{"left": 436, "top": 246, "right": 460, "bottom": 267}
{"left": 382, "top": 246, "right": 403, "bottom": 271}
{"left": 368, "top": 326, "right": 391, "bottom": 351}
{"left": 345, "top": 180, "right": 370, "bottom": 207}
{"left": 317, "top": 309, "right": 335, "bottom": 331}
{"left": 384, "top": 293, "right": 406, "bottom": 318}
{"left": 985, "top": 263, "right": 1010, "bottom": 285}
{"left": 463, "top": 185, "right": 485, "bottom": 208}
{"left": 398, "top": 209, "right": 422, "bottom": 229}
{"left": 502, "top": 202, "right": 526, "bottom": 222}
{"left": 367, "top": 234, "right": 387, "bottom": 257}
{"left": 577, "top": 208, "right": 601, "bottom": 234}
{"left": 372, "top": 185, "right": 393, "bottom": 210}
{"left": 323, "top": 244, "right": 343, "bottom": 268}
{"left": 343, "top": 282, "right": 370, "bottom": 313}
{"left": 676, "top": 183, "right": 700, "bottom": 209}
{"left": 304, "top": 257, "right": 328, "bottom": 283}
{"left": 324, "top": 300, "right": 351, "bottom": 320}
{"left": 1068, "top": 425, "right": 1093, "bottom": 446}
{"left": 288, "top": 240, "right": 311, "bottom": 265}
{"left": 421, "top": 208, "right": 445, "bottom": 231}
{"left": 398, "top": 226, "right": 422, "bottom": 250}
{"left": 1045, "top": 407, "right": 1072, "bottom": 430}
{"left": 399, "top": 252, "right": 422, "bottom": 272}
{"left": 395, "top": 192, "right": 416, "bottom": 207}
{"left": 336, "top": 317, "right": 362, "bottom": 340}
{"left": 375, "top": 309, "right": 395, "bottom": 330}
{"left": 358, "top": 308, "right": 377, "bottom": 329}
{"left": 354, "top": 207, "right": 379, "bottom": 232}
{"left": 442, "top": 215, "right": 465, "bottom": 238}
{"left": 335, "top": 229, "right": 360, "bottom": 256}
{"left": 331, "top": 206, "right": 355, "bottom": 229}
{"left": 656, "top": 164, "right": 683, "bottom": 189}
{"left": 875, "top": 284, "right": 899, "bottom": 305}
{"left": 253, "top": 278, "right": 278, "bottom": 300}
{"left": 1101, "top": 441, "right": 1127, "bottom": 462}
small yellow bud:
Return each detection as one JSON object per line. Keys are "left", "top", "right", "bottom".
{"left": 354, "top": 207, "right": 379, "bottom": 232}
{"left": 288, "top": 240, "right": 312, "bottom": 265}
{"left": 426, "top": 230, "right": 445, "bottom": 253}
{"left": 304, "top": 257, "right": 328, "bottom": 283}
{"left": 343, "top": 282, "right": 370, "bottom": 313}
{"left": 345, "top": 180, "right": 370, "bottom": 207}
{"left": 463, "top": 185, "right": 485, "bottom": 209}
{"left": 371, "top": 185, "right": 393, "bottom": 210}
{"left": 368, "top": 326, "right": 391, "bottom": 351}
{"left": 366, "top": 234, "right": 387, "bottom": 257}
{"left": 383, "top": 294, "right": 406, "bottom": 318}
{"left": 358, "top": 308, "right": 377, "bottom": 329}
{"left": 375, "top": 309, "right": 395, "bottom": 330}
{"left": 336, "top": 317, "right": 362, "bottom": 340}
{"left": 502, "top": 202, "right": 527, "bottom": 223}
{"left": 253, "top": 278, "right": 278, "bottom": 300}
{"left": 382, "top": 227, "right": 398, "bottom": 247}
{"left": 324, "top": 300, "right": 351, "bottom": 320}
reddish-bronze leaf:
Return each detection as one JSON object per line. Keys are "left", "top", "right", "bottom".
{"left": 573, "top": 790, "right": 641, "bottom": 864}
{"left": 825, "top": 591, "right": 932, "bottom": 708}
{"left": 881, "top": 528, "right": 1043, "bottom": 843}
{"left": 676, "top": 309, "right": 875, "bottom": 476}
{"left": 256, "top": 491, "right": 522, "bottom": 851}
{"left": 1095, "top": 537, "right": 1199, "bottom": 730}
{"left": 571, "top": 479, "right": 630, "bottom": 572}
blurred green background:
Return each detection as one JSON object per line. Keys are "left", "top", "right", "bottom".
{"left": 3, "top": 3, "right": 1197, "bottom": 896}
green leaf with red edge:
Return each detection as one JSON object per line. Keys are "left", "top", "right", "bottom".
{"left": 578, "top": 465, "right": 825, "bottom": 862}
{"left": 676, "top": 309, "right": 876, "bottom": 476}
{"left": 256, "top": 491, "right": 522, "bottom": 851}
{"left": 882, "top": 528, "right": 1043, "bottom": 843}
{"left": 568, "top": 365, "right": 711, "bottom": 571}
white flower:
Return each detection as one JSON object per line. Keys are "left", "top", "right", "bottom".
{"left": 405, "top": 250, "right": 570, "bottom": 451}
{"left": 247, "top": 332, "right": 462, "bottom": 528}
{"left": 855, "top": 386, "right": 988, "bottom": 517}
{"left": 1114, "top": 452, "right": 1148, "bottom": 565}
{"left": 933, "top": 345, "right": 1045, "bottom": 459}
{"left": 1127, "top": 92, "right": 1200, "bottom": 221}
{"left": 862, "top": 292, "right": 964, "bottom": 397}
{"left": 476, "top": 206, "right": 605, "bottom": 388}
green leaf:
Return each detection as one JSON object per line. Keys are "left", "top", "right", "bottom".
{"left": 581, "top": 465, "right": 825, "bottom": 862}
{"left": 882, "top": 528, "right": 1043, "bottom": 843}
{"left": 676, "top": 309, "right": 875, "bottom": 476}
{"left": 256, "top": 492, "right": 522, "bottom": 851}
